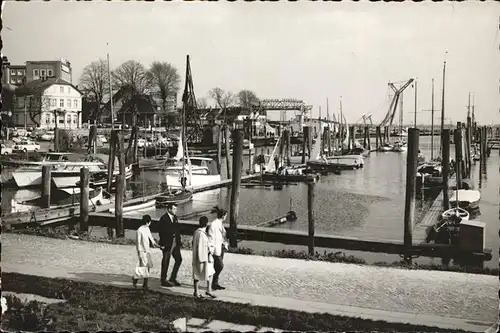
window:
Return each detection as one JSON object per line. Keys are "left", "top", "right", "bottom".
{"left": 41, "top": 70, "right": 46, "bottom": 77}
{"left": 48, "top": 69, "right": 53, "bottom": 77}
{"left": 73, "top": 116, "right": 77, "bottom": 124}
{"left": 60, "top": 86, "right": 64, "bottom": 93}
{"left": 73, "top": 99, "right": 77, "bottom": 108}
{"left": 59, "top": 119, "right": 64, "bottom": 124}
{"left": 34, "top": 69, "right": 39, "bottom": 77}
{"left": 17, "top": 78, "right": 22, "bottom": 84}
{"left": 10, "top": 70, "right": 15, "bottom": 75}
{"left": 60, "top": 99, "right": 64, "bottom": 108}
{"left": 67, "top": 99, "right": 71, "bottom": 108}
{"left": 10, "top": 78, "right": 16, "bottom": 84}
{"left": 17, "top": 70, "right": 22, "bottom": 75}
{"left": 51, "top": 99, "right": 56, "bottom": 107}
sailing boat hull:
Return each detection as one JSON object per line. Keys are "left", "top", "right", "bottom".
{"left": 165, "top": 173, "right": 221, "bottom": 189}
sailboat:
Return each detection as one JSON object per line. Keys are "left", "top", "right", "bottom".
{"left": 164, "top": 55, "right": 221, "bottom": 190}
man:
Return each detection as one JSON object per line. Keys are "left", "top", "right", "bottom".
{"left": 208, "top": 207, "right": 229, "bottom": 290}
{"left": 158, "top": 203, "right": 182, "bottom": 287}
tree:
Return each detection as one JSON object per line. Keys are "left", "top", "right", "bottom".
{"left": 209, "top": 87, "right": 235, "bottom": 111}
{"left": 196, "top": 97, "right": 209, "bottom": 110}
{"left": 14, "top": 87, "right": 51, "bottom": 127}
{"left": 79, "top": 59, "right": 109, "bottom": 122}
{"left": 146, "top": 61, "right": 181, "bottom": 113}
{"left": 237, "top": 90, "right": 259, "bottom": 110}
{"left": 112, "top": 60, "right": 150, "bottom": 94}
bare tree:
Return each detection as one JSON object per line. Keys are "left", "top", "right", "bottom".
{"left": 79, "top": 59, "right": 109, "bottom": 121}
{"left": 209, "top": 87, "right": 235, "bottom": 111}
{"left": 237, "top": 89, "right": 259, "bottom": 110}
{"left": 196, "top": 97, "right": 209, "bottom": 110}
{"left": 112, "top": 60, "right": 150, "bottom": 94}
{"left": 146, "top": 61, "right": 180, "bottom": 113}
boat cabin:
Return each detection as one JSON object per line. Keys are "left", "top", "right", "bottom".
{"left": 190, "top": 157, "right": 219, "bottom": 175}
{"left": 42, "top": 152, "right": 73, "bottom": 162}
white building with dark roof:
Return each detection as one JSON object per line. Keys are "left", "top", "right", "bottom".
{"left": 13, "top": 77, "right": 83, "bottom": 129}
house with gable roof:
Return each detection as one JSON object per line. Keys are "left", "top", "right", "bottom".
{"left": 13, "top": 77, "right": 83, "bottom": 129}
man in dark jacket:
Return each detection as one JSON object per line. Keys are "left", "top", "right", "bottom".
{"left": 158, "top": 203, "right": 182, "bottom": 287}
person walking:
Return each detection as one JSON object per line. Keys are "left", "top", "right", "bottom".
{"left": 192, "top": 216, "right": 216, "bottom": 299}
{"left": 133, "top": 215, "right": 161, "bottom": 290}
{"left": 209, "top": 206, "right": 229, "bottom": 290}
{"left": 158, "top": 203, "right": 182, "bottom": 287}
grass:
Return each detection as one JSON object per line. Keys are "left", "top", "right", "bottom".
{"left": 1, "top": 272, "right": 469, "bottom": 332}
{"left": 5, "top": 224, "right": 498, "bottom": 276}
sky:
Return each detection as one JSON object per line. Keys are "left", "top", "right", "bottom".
{"left": 3, "top": 1, "right": 500, "bottom": 126}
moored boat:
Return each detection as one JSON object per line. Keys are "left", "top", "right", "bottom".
{"left": 449, "top": 189, "right": 481, "bottom": 212}
{"left": 108, "top": 198, "right": 156, "bottom": 214}
{"left": 156, "top": 190, "right": 193, "bottom": 207}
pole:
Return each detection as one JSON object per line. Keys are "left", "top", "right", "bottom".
{"left": 414, "top": 80, "right": 417, "bottom": 127}
{"left": 307, "top": 181, "right": 315, "bottom": 256}
{"left": 403, "top": 128, "right": 419, "bottom": 264}
{"left": 115, "top": 174, "right": 125, "bottom": 238}
{"left": 24, "top": 97, "right": 27, "bottom": 131}
{"left": 301, "top": 126, "right": 308, "bottom": 164}
{"left": 430, "top": 78, "right": 435, "bottom": 160}
{"left": 454, "top": 128, "right": 463, "bottom": 189}
{"left": 80, "top": 167, "right": 89, "bottom": 233}
{"left": 440, "top": 59, "right": 447, "bottom": 156}
{"left": 41, "top": 165, "right": 51, "bottom": 209}
{"left": 229, "top": 128, "right": 243, "bottom": 248}
{"left": 248, "top": 118, "right": 252, "bottom": 171}
{"left": 107, "top": 44, "right": 115, "bottom": 128}
{"left": 442, "top": 129, "right": 450, "bottom": 210}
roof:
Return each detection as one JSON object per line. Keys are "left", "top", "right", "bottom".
{"left": 8, "top": 65, "right": 27, "bottom": 69}
{"left": 16, "top": 77, "right": 82, "bottom": 96}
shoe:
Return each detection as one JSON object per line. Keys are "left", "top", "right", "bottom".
{"left": 212, "top": 284, "right": 226, "bottom": 290}
{"left": 193, "top": 292, "right": 204, "bottom": 299}
{"left": 169, "top": 279, "right": 181, "bottom": 287}
{"left": 161, "top": 281, "right": 173, "bottom": 288}
{"left": 132, "top": 278, "right": 138, "bottom": 288}
{"left": 205, "top": 292, "right": 217, "bottom": 299}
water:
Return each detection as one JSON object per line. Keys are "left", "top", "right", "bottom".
{"left": 2, "top": 136, "right": 498, "bottom": 268}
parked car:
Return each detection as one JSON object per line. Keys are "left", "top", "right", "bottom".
{"left": 1, "top": 144, "right": 13, "bottom": 155}
{"left": 40, "top": 131, "right": 55, "bottom": 141}
{"left": 97, "top": 135, "right": 108, "bottom": 144}
{"left": 13, "top": 140, "right": 40, "bottom": 153}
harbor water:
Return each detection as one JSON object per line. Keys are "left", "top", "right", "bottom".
{"left": 2, "top": 136, "right": 498, "bottom": 268}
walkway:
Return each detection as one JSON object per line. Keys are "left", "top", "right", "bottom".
{"left": 2, "top": 234, "right": 497, "bottom": 332}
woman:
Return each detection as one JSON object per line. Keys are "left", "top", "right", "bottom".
{"left": 208, "top": 206, "right": 229, "bottom": 290}
{"left": 133, "top": 214, "right": 161, "bottom": 290}
{"left": 192, "top": 216, "right": 216, "bottom": 299}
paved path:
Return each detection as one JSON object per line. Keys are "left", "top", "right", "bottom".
{"left": 2, "top": 234, "right": 497, "bottom": 332}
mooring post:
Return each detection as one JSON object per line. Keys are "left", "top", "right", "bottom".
{"left": 248, "top": 118, "right": 253, "bottom": 172}
{"left": 480, "top": 127, "right": 487, "bottom": 164}
{"left": 307, "top": 181, "right": 315, "bottom": 256}
{"left": 229, "top": 128, "right": 244, "bottom": 248}
{"left": 403, "top": 128, "right": 419, "bottom": 264}
{"left": 302, "top": 126, "right": 308, "bottom": 164}
{"left": 79, "top": 167, "right": 89, "bottom": 233}
{"left": 225, "top": 124, "right": 232, "bottom": 180}
{"left": 307, "top": 125, "right": 313, "bottom": 160}
{"left": 41, "top": 165, "right": 51, "bottom": 209}
{"left": 106, "top": 130, "right": 117, "bottom": 193}
{"left": 285, "top": 129, "right": 291, "bottom": 166}
{"left": 442, "top": 129, "right": 450, "bottom": 210}
{"left": 216, "top": 124, "right": 222, "bottom": 175}
{"left": 464, "top": 127, "right": 471, "bottom": 178}
{"left": 454, "top": 128, "right": 463, "bottom": 189}
{"left": 375, "top": 126, "right": 380, "bottom": 150}
{"left": 115, "top": 174, "right": 125, "bottom": 238}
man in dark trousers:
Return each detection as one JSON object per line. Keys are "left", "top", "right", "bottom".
{"left": 158, "top": 203, "right": 182, "bottom": 287}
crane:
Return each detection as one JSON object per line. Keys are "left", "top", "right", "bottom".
{"left": 379, "top": 78, "right": 414, "bottom": 129}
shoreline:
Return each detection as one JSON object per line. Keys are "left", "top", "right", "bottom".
{"left": 5, "top": 225, "right": 497, "bottom": 276}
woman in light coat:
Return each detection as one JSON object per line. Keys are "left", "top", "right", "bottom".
{"left": 133, "top": 214, "right": 161, "bottom": 290}
{"left": 192, "top": 216, "right": 216, "bottom": 299}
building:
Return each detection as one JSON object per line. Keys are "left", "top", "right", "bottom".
{"left": 2, "top": 56, "right": 27, "bottom": 86}
{"left": 13, "top": 77, "right": 83, "bottom": 129}
{"left": 26, "top": 58, "right": 72, "bottom": 83}
{"left": 2, "top": 56, "right": 73, "bottom": 86}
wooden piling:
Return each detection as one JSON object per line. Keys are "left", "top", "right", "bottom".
{"left": 79, "top": 167, "right": 89, "bottom": 233}
{"left": 307, "top": 125, "right": 313, "bottom": 160}
{"left": 115, "top": 174, "right": 125, "bottom": 238}
{"left": 54, "top": 128, "right": 60, "bottom": 152}
{"left": 229, "top": 129, "right": 244, "bottom": 248}
{"left": 367, "top": 127, "right": 371, "bottom": 151}
{"left": 106, "top": 130, "right": 117, "bottom": 193}
{"left": 248, "top": 119, "right": 253, "bottom": 171}
{"left": 454, "top": 128, "right": 463, "bottom": 189}
{"left": 41, "top": 165, "right": 51, "bottom": 209}
{"left": 286, "top": 128, "right": 291, "bottom": 166}
{"left": 216, "top": 124, "right": 222, "bottom": 175}
{"left": 302, "top": 126, "right": 308, "bottom": 164}
{"left": 375, "top": 126, "right": 380, "bottom": 150}
{"left": 225, "top": 125, "right": 232, "bottom": 179}
{"left": 480, "top": 126, "right": 487, "bottom": 164}
{"left": 307, "top": 181, "right": 315, "bottom": 256}
{"left": 442, "top": 129, "right": 450, "bottom": 210}
{"left": 327, "top": 126, "right": 332, "bottom": 157}
{"left": 403, "top": 128, "right": 419, "bottom": 264}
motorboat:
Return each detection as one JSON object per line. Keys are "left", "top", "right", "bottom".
{"left": 449, "top": 189, "right": 481, "bottom": 212}
{"left": 165, "top": 157, "right": 221, "bottom": 189}
{"left": 156, "top": 190, "right": 193, "bottom": 207}
{"left": 378, "top": 143, "right": 394, "bottom": 152}
{"left": 392, "top": 141, "right": 407, "bottom": 152}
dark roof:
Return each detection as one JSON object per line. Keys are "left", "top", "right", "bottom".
{"left": 8, "top": 65, "right": 27, "bottom": 69}
{"left": 16, "top": 77, "right": 82, "bottom": 96}
{"left": 199, "top": 106, "right": 251, "bottom": 122}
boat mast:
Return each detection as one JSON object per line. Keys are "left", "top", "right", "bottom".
{"left": 430, "top": 78, "right": 435, "bottom": 160}
{"left": 439, "top": 54, "right": 447, "bottom": 157}
{"left": 339, "top": 96, "right": 343, "bottom": 149}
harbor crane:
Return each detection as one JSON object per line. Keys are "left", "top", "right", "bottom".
{"left": 379, "top": 79, "right": 414, "bottom": 129}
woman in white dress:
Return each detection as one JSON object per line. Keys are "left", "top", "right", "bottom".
{"left": 192, "top": 216, "right": 216, "bottom": 299}
{"left": 133, "top": 215, "right": 161, "bottom": 290}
